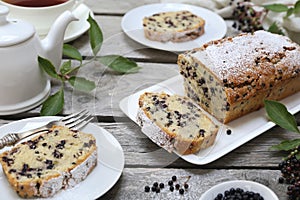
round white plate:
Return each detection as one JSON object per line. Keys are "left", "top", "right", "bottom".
{"left": 121, "top": 3, "right": 227, "bottom": 52}
{"left": 199, "top": 180, "right": 279, "bottom": 200}
{"left": 63, "top": 3, "right": 93, "bottom": 43}
{"left": 0, "top": 116, "right": 124, "bottom": 200}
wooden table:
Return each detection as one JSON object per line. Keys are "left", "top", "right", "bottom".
{"left": 1, "top": 1, "right": 299, "bottom": 199}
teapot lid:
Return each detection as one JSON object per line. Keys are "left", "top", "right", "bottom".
{"left": 0, "top": 5, "right": 35, "bottom": 47}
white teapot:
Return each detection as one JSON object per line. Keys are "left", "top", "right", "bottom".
{"left": 0, "top": 5, "right": 77, "bottom": 115}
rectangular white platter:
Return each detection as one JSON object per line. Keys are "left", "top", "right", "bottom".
{"left": 119, "top": 75, "right": 300, "bottom": 165}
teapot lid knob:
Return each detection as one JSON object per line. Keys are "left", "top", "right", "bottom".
{"left": 0, "top": 5, "right": 35, "bottom": 47}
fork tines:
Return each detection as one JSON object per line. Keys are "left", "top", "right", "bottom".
{"left": 62, "top": 110, "right": 94, "bottom": 130}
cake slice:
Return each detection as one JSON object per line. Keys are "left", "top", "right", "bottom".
{"left": 143, "top": 10, "right": 205, "bottom": 42}
{"left": 137, "top": 92, "right": 219, "bottom": 155}
{"left": 0, "top": 126, "right": 97, "bottom": 198}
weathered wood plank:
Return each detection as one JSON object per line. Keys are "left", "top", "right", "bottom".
{"left": 100, "top": 168, "right": 287, "bottom": 199}
{"left": 49, "top": 62, "right": 179, "bottom": 116}
{"left": 85, "top": 0, "right": 160, "bottom": 14}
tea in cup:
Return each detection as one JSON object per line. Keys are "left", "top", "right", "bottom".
{"left": 0, "top": 0, "right": 83, "bottom": 35}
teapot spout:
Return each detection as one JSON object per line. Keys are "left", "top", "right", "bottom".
{"left": 41, "top": 11, "right": 77, "bottom": 68}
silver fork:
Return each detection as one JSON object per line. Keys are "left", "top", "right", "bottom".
{"left": 0, "top": 110, "right": 94, "bottom": 149}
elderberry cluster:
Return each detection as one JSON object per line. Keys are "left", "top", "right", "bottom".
{"left": 144, "top": 175, "right": 190, "bottom": 195}
{"left": 230, "top": 0, "right": 264, "bottom": 33}
{"left": 278, "top": 146, "right": 300, "bottom": 200}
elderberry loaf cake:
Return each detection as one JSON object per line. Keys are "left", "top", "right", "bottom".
{"left": 137, "top": 92, "right": 219, "bottom": 155}
{"left": 178, "top": 30, "right": 300, "bottom": 123}
{"left": 142, "top": 10, "right": 205, "bottom": 42}
{"left": 0, "top": 126, "right": 97, "bottom": 198}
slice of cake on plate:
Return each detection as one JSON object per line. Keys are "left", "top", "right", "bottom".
{"left": 0, "top": 126, "right": 97, "bottom": 198}
{"left": 137, "top": 92, "right": 219, "bottom": 155}
{"left": 143, "top": 10, "right": 205, "bottom": 42}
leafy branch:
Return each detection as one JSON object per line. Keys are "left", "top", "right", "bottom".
{"left": 39, "top": 15, "right": 140, "bottom": 116}
{"left": 263, "top": 0, "right": 300, "bottom": 35}
{"left": 264, "top": 100, "right": 300, "bottom": 152}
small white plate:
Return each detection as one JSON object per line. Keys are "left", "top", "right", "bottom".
{"left": 121, "top": 3, "right": 227, "bottom": 52}
{"left": 63, "top": 3, "right": 93, "bottom": 43}
{"left": 0, "top": 117, "right": 124, "bottom": 199}
{"left": 119, "top": 75, "right": 300, "bottom": 165}
{"left": 200, "top": 180, "right": 279, "bottom": 200}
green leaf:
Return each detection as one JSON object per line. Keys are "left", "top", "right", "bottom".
{"left": 264, "top": 100, "right": 300, "bottom": 133}
{"left": 97, "top": 55, "right": 140, "bottom": 73}
{"left": 267, "top": 22, "right": 285, "bottom": 35}
{"left": 270, "top": 139, "right": 300, "bottom": 151}
{"left": 60, "top": 60, "right": 72, "bottom": 75}
{"left": 40, "top": 88, "right": 64, "bottom": 116}
{"left": 63, "top": 44, "right": 82, "bottom": 62}
{"left": 38, "top": 56, "right": 60, "bottom": 80}
{"left": 263, "top": 4, "right": 289, "bottom": 12}
{"left": 87, "top": 14, "right": 103, "bottom": 56}
{"left": 68, "top": 76, "right": 96, "bottom": 92}
{"left": 294, "top": 0, "right": 300, "bottom": 14}
{"left": 285, "top": 8, "right": 294, "bottom": 18}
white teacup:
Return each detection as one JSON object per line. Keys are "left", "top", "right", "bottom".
{"left": 0, "top": 0, "right": 83, "bottom": 35}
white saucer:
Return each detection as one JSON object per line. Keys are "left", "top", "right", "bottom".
{"left": 121, "top": 3, "right": 227, "bottom": 52}
{"left": 63, "top": 3, "right": 93, "bottom": 43}
{"left": 0, "top": 80, "right": 51, "bottom": 116}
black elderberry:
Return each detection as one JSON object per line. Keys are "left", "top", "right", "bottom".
{"left": 172, "top": 175, "right": 177, "bottom": 181}
{"left": 153, "top": 182, "right": 158, "bottom": 187}
{"left": 184, "top": 183, "right": 189, "bottom": 189}
{"left": 170, "top": 185, "right": 174, "bottom": 192}
{"left": 226, "top": 129, "right": 232, "bottom": 135}
{"left": 168, "top": 180, "right": 173, "bottom": 186}
{"left": 175, "top": 183, "right": 180, "bottom": 190}
{"left": 144, "top": 186, "right": 150, "bottom": 192}
{"left": 151, "top": 186, "right": 157, "bottom": 192}
{"left": 159, "top": 182, "right": 164, "bottom": 189}
{"left": 179, "top": 188, "right": 184, "bottom": 195}
{"left": 156, "top": 187, "right": 160, "bottom": 193}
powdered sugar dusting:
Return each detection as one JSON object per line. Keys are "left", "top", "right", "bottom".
{"left": 191, "top": 30, "right": 300, "bottom": 83}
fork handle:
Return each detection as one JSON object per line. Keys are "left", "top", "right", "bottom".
{"left": 0, "top": 133, "right": 20, "bottom": 149}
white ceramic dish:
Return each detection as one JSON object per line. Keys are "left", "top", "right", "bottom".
{"left": 121, "top": 3, "right": 227, "bottom": 52}
{"left": 199, "top": 180, "right": 279, "bottom": 200}
{"left": 119, "top": 75, "right": 300, "bottom": 165}
{"left": 0, "top": 116, "right": 124, "bottom": 199}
